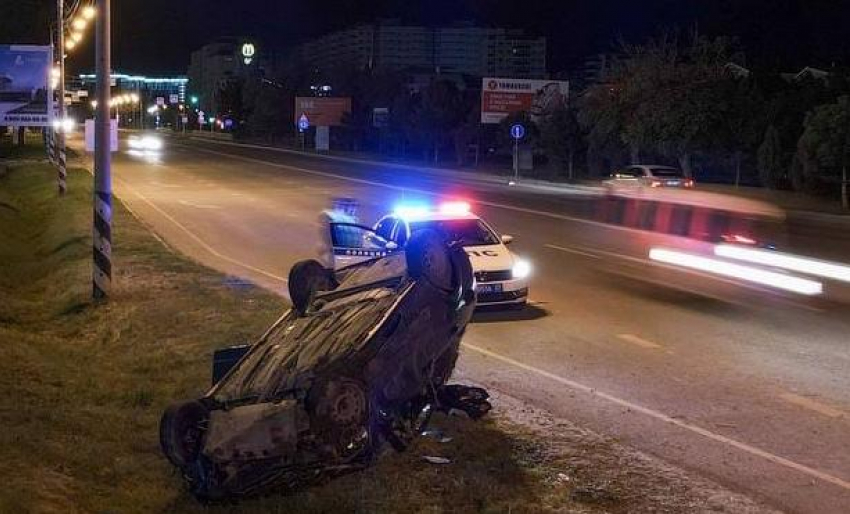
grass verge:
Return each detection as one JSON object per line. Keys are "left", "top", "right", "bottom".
{"left": 0, "top": 153, "right": 615, "bottom": 513}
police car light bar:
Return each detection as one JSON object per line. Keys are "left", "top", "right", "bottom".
{"left": 393, "top": 204, "right": 430, "bottom": 220}
{"left": 439, "top": 201, "right": 471, "bottom": 215}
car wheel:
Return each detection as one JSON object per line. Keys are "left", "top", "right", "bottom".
{"left": 160, "top": 400, "right": 210, "bottom": 468}
{"left": 288, "top": 259, "right": 334, "bottom": 315}
{"left": 405, "top": 229, "right": 453, "bottom": 291}
{"left": 306, "top": 377, "right": 372, "bottom": 464}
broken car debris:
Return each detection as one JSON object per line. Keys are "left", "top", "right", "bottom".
{"left": 159, "top": 229, "right": 491, "bottom": 500}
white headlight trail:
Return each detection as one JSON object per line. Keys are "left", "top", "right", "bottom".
{"left": 715, "top": 244, "right": 850, "bottom": 283}
{"left": 649, "top": 248, "right": 823, "bottom": 296}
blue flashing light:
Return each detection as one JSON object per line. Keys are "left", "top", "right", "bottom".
{"left": 393, "top": 203, "right": 430, "bottom": 220}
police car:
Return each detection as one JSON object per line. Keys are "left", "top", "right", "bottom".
{"left": 372, "top": 202, "right": 531, "bottom": 307}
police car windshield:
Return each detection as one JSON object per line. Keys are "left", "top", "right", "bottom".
{"left": 409, "top": 219, "right": 500, "bottom": 246}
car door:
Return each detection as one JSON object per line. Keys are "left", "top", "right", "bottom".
{"left": 330, "top": 222, "right": 396, "bottom": 270}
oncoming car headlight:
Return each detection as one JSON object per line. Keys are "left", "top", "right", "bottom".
{"left": 512, "top": 259, "right": 532, "bottom": 279}
{"left": 141, "top": 136, "right": 163, "bottom": 151}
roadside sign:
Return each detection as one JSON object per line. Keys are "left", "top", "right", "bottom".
{"left": 298, "top": 113, "right": 309, "bottom": 132}
{"left": 510, "top": 123, "right": 525, "bottom": 140}
{"left": 84, "top": 119, "right": 118, "bottom": 152}
{"left": 372, "top": 107, "right": 389, "bottom": 128}
{"left": 316, "top": 126, "right": 329, "bottom": 151}
{"left": 169, "top": 94, "right": 179, "bottom": 104}
{"left": 156, "top": 96, "right": 165, "bottom": 106}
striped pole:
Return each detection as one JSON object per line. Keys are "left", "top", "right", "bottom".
{"left": 58, "top": 131, "right": 67, "bottom": 194}
{"left": 93, "top": 191, "right": 112, "bottom": 298}
{"left": 56, "top": 0, "right": 67, "bottom": 195}
{"left": 93, "top": 0, "right": 112, "bottom": 299}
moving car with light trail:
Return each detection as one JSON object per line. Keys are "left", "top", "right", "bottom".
{"left": 371, "top": 202, "right": 531, "bottom": 307}
{"left": 159, "top": 229, "right": 490, "bottom": 500}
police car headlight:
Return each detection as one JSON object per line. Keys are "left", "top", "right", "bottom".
{"left": 512, "top": 259, "right": 532, "bottom": 279}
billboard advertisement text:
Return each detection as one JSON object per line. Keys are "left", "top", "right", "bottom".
{"left": 0, "top": 45, "right": 53, "bottom": 127}
{"left": 480, "top": 77, "right": 569, "bottom": 124}
{"left": 294, "top": 97, "right": 352, "bottom": 127}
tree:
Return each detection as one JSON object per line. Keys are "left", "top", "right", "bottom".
{"left": 796, "top": 96, "right": 850, "bottom": 206}
{"left": 540, "top": 107, "right": 583, "bottom": 179}
{"left": 757, "top": 125, "right": 785, "bottom": 188}
{"left": 579, "top": 32, "right": 736, "bottom": 177}
{"left": 410, "top": 80, "right": 463, "bottom": 163}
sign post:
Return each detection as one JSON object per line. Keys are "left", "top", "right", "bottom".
{"left": 510, "top": 123, "right": 525, "bottom": 185}
{"left": 298, "top": 113, "right": 309, "bottom": 151}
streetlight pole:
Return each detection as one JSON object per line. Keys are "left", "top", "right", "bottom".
{"left": 57, "top": 0, "right": 67, "bottom": 195}
{"left": 93, "top": 0, "right": 112, "bottom": 300}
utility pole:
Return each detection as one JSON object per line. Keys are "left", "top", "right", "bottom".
{"left": 93, "top": 0, "right": 112, "bottom": 300}
{"left": 57, "top": 0, "right": 67, "bottom": 195}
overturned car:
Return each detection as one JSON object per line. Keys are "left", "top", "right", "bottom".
{"left": 160, "top": 227, "right": 490, "bottom": 500}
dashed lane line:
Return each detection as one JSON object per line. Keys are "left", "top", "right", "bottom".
{"left": 463, "top": 342, "right": 850, "bottom": 493}
{"left": 780, "top": 392, "right": 845, "bottom": 419}
{"left": 544, "top": 243, "right": 602, "bottom": 259}
{"left": 617, "top": 333, "right": 663, "bottom": 349}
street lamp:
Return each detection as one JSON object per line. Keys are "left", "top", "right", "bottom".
{"left": 72, "top": 17, "right": 87, "bottom": 30}
{"left": 82, "top": 5, "right": 95, "bottom": 20}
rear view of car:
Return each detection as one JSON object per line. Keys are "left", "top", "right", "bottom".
{"left": 605, "top": 165, "right": 694, "bottom": 191}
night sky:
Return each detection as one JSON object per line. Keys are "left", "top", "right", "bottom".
{"left": 26, "top": 0, "right": 850, "bottom": 76}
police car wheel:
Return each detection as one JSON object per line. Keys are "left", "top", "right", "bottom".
{"left": 289, "top": 259, "right": 334, "bottom": 315}
{"left": 406, "top": 229, "right": 452, "bottom": 291}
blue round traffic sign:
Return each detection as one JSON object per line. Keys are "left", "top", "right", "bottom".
{"left": 510, "top": 123, "right": 525, "bottom": 140}
{"left": 298, "top": 114, "right": 310, "bottom": 131}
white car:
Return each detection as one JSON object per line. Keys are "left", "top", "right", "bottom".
{"left": 372, "top": 202, "right": 530, "bottom": 307}
{"left": 604, "top": 165, "right": 694, "bottom": 191}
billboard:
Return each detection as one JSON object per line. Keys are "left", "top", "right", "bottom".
{"left": 480, "top": 77, "right": 569, "bottom": 124}
{"left": 294, "top": 97, "right": 351, "bottom": 127}
{"left": 0, "top": 45, "right": 53, "bottom": 127}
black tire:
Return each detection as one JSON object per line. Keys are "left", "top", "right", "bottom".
{"left": 405, "top": 229, "right": 452, "bottom": 291}
{"left": 447, "top": 243, "right": 475, "bottom": 305}
{"left": 160, "top": 400, "right": 209, "bottom": 468}
{"left": 288, "top": 259, "right": 334, "bottom": 315}
{"left": 306, "top": 377, "right": 372, "bottom": 463}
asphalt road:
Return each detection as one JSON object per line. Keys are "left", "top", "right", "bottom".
{"left": 78, "top": 134, "right": 850, "bottom": 513}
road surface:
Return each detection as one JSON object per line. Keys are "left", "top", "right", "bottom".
{"left": 77, "top": 134, "right": 850, "bottom": 513}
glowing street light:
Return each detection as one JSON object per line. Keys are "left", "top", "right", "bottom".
{"left": 91, "top": 100, "right": 98, "bottom": 109}
{"left": 72, "top": 18, "right": 87, "bottom": 31}
{"left": 82, "top": 6, "right": 96, "bottom": 20}
{"left": 71, "top": 31, "right": 84, "bottom": 43}
{"left": 65, "top": 39, "right": 77, "bottom": 51}
{"left": 130, "top": 93, "right": 139, "bottom": 103}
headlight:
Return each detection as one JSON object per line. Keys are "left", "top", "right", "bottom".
{"left": 141, "top": 136, "right": 163, "bottom": 151}
{"left": 512, "top": 259, "right": 531, "bottom": 279}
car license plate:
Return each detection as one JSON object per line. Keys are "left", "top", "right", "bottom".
{"left": 667, "top": 180, "right": 680, "bottom": 186}
{"left": 476, "top": 283, "right": 503, "bottom": 294}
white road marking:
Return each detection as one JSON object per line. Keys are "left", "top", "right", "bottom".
{"left": 115, "top": 177, "right": 288, "bottom": 284}
{"left": 178, "top": 199, "right": 221, "bottom": 210}
{"left": 544, "top": 243, "right": 601, "bottom": 259}
{"left": 780, "top": 392, "right": 845, "bottom": 419}
{"left": 463, "top": 342, "right": 850, "bottom": 492}
{"left": 617, "top": 333, "right": 663, "bottom": 349}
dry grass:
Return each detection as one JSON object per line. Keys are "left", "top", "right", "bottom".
{"left": 0, "top": 156, "right": 615, "bottom": 513}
